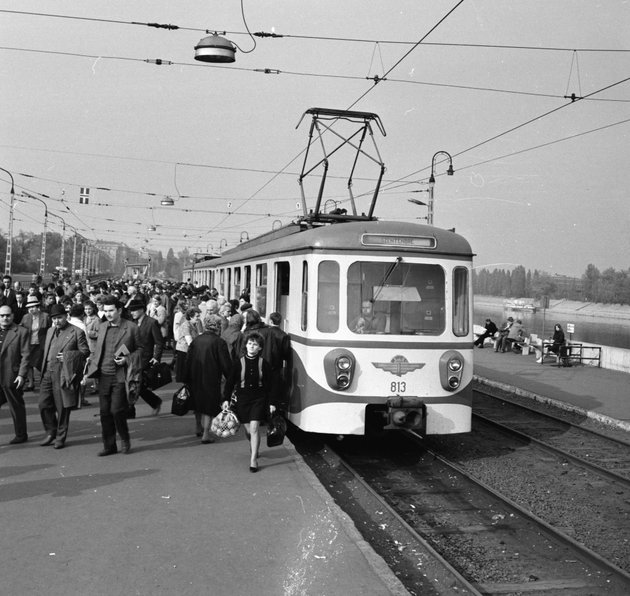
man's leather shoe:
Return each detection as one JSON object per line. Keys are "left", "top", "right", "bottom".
{"left": 53, "top": 440, "right": 65, "bottom": 449}
{"left": 122, "top": 440, "right": 131, "bottom": 454}
{"left": 40, "top": 435, "right": 56, "bottom": 446}
{"left": 9, "top": 436, "right": 27, "bottom": 445}
{"left": 97, "top": 447, "right": 118, "bottom": 456}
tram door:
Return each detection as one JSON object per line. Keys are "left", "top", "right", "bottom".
{"left": 275, "top": 261, "right": 290, "bottom": 326}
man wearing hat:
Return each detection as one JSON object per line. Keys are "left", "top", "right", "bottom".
{"left": 0, "top": 304, "right": 30, "bottom": 444}
{"left": 19, "top": 295, "right": 50, "bottom": 391}
{"left": 38, "top": 304, "right": 90, "bottom": 449}
{"left": 127, "top": 297, "right": 164, "bottom": 417}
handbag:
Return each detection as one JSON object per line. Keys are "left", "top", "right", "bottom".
{"left": 171, "top": 385, "right": 191, "bottom": 416}
{"left": 211, "top": 403, "right": 240, "bottom": 438}
{"left": 266, "top": 412, "right": 287, "bottom": 448}
{"left": 145, "top": 362, "right": 172, "bottom": 390}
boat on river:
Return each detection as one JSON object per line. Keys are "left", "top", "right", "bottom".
{"left": 504, "top": 298, "right": 537, "bottom": 313}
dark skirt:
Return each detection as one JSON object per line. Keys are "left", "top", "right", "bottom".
{"left": 234, "top": 393, "right": 267, "bottom": 424}
{"left": 28, "top": 343, "right": 44, "bottom": 370}
{"left": 174, "top": 350, "right": 187, "bottom": 383}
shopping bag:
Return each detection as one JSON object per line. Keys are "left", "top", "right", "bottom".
{"left": 266, "top": 412, "right": 287, "bottom": 448}
{"left": 171, "top": 385, "right": 191, "bottom": 416}
{"left": 145, "top": 362, "right": 172, "bottom": 390}
{"left": 211, "top": 404, "right": 240, "bottom": 438}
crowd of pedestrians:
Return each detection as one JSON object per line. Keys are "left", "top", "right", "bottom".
{"left": 0, "top": 274, "right": 291, "bottom": 470}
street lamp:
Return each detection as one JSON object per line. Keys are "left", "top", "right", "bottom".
{"left": 0, "top": 167, "right": 15, "bottom": 275}
{"left": 22, "top": 191, "right": 49, "bottom": 277}
{"left": 219, "top": 239, "right": 228, "bottom": 253}
{"left": 427, "top": 151, "right": 454, "bottom": 226}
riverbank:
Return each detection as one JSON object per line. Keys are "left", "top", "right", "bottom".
{"left": 474, "top": 295, "right": 630, "bottom": 322}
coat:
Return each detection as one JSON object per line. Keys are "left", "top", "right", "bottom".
{"left": 182, "top": 332, "right": 232, "bottom": 417}
{"left": 136, "top": 315, "right": 164, "bottom": 370}
{"left": 86, "top": 317, "right": 143, "bottom": 383}
{"left": 0, "top": 323, "right": 30, "bottom": 398}
{"left": 41, "top": 324, "right": 90, "bottom": 408}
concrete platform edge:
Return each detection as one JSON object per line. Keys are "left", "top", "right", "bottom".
{"left": 284, "top": 439, "right": 411, "bottom": 596}
{"left": 474, "top": 375, "right": 630, "bottom": 433}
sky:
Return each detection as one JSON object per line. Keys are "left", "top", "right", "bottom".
{"left": 1, "top": 1, "right": 629, "bottom": 278}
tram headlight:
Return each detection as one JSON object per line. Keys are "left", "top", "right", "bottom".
{"left": 439, "top": 350, "right": 465, "bottom": 392}
{"left": 324, "top": 349, "right": 356, "bottom": 391}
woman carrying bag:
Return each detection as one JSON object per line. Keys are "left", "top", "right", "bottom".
{"left": 182, "top": 314, "right": 232, "bottom": 444}
{"left": 223, "top": 331, "right": 276, "bottom": 473}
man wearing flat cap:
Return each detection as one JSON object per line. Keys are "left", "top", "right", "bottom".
{"left": 127, "top": 297, "right": 164, "bottom": 417}
{"left": 38, "top": 303, "right": 90, "bottom": 449}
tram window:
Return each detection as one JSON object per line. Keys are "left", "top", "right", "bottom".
{"left": 219, "top": 269, "right": 225, "bottom": 296}
{"left": 226, "top": 268, "right": 232, "bottom": 299}
{"left": 317, "top": 260, "right": 339, "bottom": 333}
{"left": 301, "top": 261, "right": 308, "bottom": 331}
{"left": 347, "top": 261, "right": 445, "bottom": 335}
{"left": 234, "top": 267, "right": 241, "bottom": 299}
{"left": 452, "top": 267, "right": 469, "bottom": 337}
{"left": 244, "top": 266, "right": 251, "bottom": 300}
{"left": 275, "top": 261, "right": 290, "bottom": 318}
{"left": 255, "top": 264, "right": 267, "bottom": 318}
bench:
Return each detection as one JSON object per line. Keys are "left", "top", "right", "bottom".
{"left": 532, "top": 340, "right": 601, "bottom": 367}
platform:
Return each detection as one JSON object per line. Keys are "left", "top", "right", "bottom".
{"left": 0, "top": 383, "right": 408, "bottom": 596}
{"left": 473, "top": 345, "right": 630, "bottom": 431}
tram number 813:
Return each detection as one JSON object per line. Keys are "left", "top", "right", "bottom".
{"left": 390, "top": 381, "right": 407, "bottom": 393}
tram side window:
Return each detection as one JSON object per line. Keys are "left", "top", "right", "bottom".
{"left": 317, "top": 260, "right": 339, "bottom": 333}
{"left": 219, "top": 269, "right": 225, "bottom": 296}
{"left": 347, "top": 261, "right": 445, "bottom": 335}
{"left": 255, "top": 264, "right": 267, "bottom": 318}
{"left": 275, "top": 261, "right": 290, "bottom": 321}
{"left": 301, "top": 261, "right": 308, "bottom": 331}
{"left": 452, "top": 267, "right": 469, "bottom": 337}
{"left": 234, "top": 267, "right": 241, "bottom": 299}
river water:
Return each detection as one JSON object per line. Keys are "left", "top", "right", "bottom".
{"left": 473, "top": 304, "right": 630, "bottom": 350}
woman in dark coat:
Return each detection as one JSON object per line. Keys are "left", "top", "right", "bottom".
{"left": 182, "top": 314, "right": 232, "bottom": 444}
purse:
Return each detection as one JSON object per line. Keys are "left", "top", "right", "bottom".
{"left": 171, "top": 385, "right": 191, "bottom": 416}
{"left": 211, "top": 403, "right": 240, "bottom": 438}
{"left": 266, "top": 412, "right": 287, "bottom": 448}
{"left": 145, "top": 362, "right": 172, "bottom": 390}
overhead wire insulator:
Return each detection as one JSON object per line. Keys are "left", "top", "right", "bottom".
{"left": 254, "top": 68, "right": 281, "bottom": 74}
{"left": 144, "top": 59, "right": 173, "bottom": 65}
{"left": 253, "top": 31, "right": 284, "bottom": 38}
{"left": 367, "top": 75, "right": 386, "bottom": 84}
{"left": 143, "top": 22, "right": 179, "bottom": 30}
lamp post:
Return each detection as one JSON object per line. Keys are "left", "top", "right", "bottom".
{"left": 219, "top": 239, "right": 228, "bottom": 253}
{"left": 428, "top": 151, "right": 454, "bottom": 226}
{"left": 22, "top": 191, "right": 49, "bottom": 277}
{"left": 0, "top": 167, "right": 15, "bottom": 275}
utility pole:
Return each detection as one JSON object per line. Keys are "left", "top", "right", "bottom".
{"left": 1, "top": 167, "right": 15, "bottom": 275}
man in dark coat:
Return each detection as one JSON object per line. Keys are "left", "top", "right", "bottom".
{"left": 38, "top": 304, "right": 90, "bottom": 449}
{"left": 1, "top": 275, "right": 19, "bottom": 315}
{"left": 86, "top": 295, "right": 144, "bottom": 456}
{"left": 474, "top": 318, "right": 498, "bottom": 348}
{"left": 0, "top": 304, "right": 30, "bottom": 443}
{"left": 182, "top": 314, "right": 232, "bottom": 444}
{"left": 260, "top": 312, "right": 292, "bottom": 410}
{"left": 127, "top": 298, "right": 164, "bottom": 417}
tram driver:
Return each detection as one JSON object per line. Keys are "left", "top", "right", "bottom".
{"left": 350, "top": 300, "right": 386, "bottom": 334}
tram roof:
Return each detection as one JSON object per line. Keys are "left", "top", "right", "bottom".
{"left": 211, "top": 220, "right": 473, "bottom": 265}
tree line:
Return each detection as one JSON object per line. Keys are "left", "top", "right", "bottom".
{"left": 0, "top": 229, "right": 192, "bottom": 281}
{"left": 473, "top": 265, "right": 630, "bottom": 305}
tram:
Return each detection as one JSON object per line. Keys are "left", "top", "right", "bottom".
{"left": 184, "top": 108, "right": 474, "bottom": 436}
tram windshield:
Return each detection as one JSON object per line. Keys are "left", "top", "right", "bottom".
{"left": 346, "top": 261, "right": 445, "bottom": 335}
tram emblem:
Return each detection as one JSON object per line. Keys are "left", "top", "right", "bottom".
{"left": 372, "top": 355, "right": 425, "bottom": 377}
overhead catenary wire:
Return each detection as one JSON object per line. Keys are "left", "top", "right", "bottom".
{"left": 1, "top": 9, "right": 628, "bottom": 53}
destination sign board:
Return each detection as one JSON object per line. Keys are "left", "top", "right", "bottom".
{"left": 362, "top": 234, "right": 436, "bottom": 249}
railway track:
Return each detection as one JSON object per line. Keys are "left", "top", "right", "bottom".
{"left": 292, "top": 425, "right": 630, "bottom": 595}
{"left": 472, "top": 389, "right": 630, "bottom": 486}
